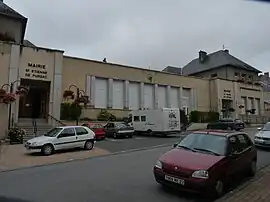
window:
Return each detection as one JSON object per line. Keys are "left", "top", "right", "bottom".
{"left": 141, "top": 116, "right": 146, "bottom": 122}
{"left": 237, "top": 134, "right": 250, "bottom": 150}
{"left": 228, "top": 136, "right": 241, "bottom": 154}
{"left": 211, "top": 73, "right": 218, "bottom": 78}
{"left": 44, "top": 128, "right": 62, "bottom": 137}
{"left": 58, "top": 128, "right": 75, "bottom": 138}
{"left": 75, "top": 127, "right": 88, "bottom": 135}
{"left": 177, "top": 133, "right": 227, "bottom": 156}
{"left": 134, "top": 116, "right": 140, "bottom": 122}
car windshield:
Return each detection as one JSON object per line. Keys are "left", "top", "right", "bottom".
{"left": 44, "top": 127, "right": 63, "bottom": 137}
{"left": 176, "top": 133, "right": 227, "bottom": 156}
{"left": 116, "top": 124, "right": 126, "bottom": 129}
{"left": 262, "top": 123, "right": 270, "bottom": 131}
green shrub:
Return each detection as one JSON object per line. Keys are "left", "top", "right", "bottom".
{"left": 97, "top": 109, "right": 116, "bottom": 121}
{"left": 190, "top": 111, "right": 200, "bottom": 123}
{"left": 60, "top": 102, "right": 82, "bottom": 123}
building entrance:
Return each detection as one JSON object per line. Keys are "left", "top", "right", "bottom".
{"left": 19, "top": 79, "right": 50, "bottom": 119}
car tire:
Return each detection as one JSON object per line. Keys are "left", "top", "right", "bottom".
{"left": 128, "top": 133, "right": 133, "bottom": 138}
{"left": 41, "top": 144, "right": 54, "bottom": 156}
{"left": 84, "top": 140, "right": 94, "bottom": 150}
{"left": 113, "top": 133, "right": 117, "bottom": 139}
{"left": 147, "top": 129, "right": 153, "bottom": 136}
{"left": 248, "top": 160, "right": 257, "bottom": 177}
{"left": 210, "top": 180, "right": 224, "bottom": 199}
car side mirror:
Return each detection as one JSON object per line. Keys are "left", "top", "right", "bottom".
{"left": 257, "top": 127, "right": 262, "bottom": 131}
{"left": 172, "top": 143, "right": 178, "bottom": 148}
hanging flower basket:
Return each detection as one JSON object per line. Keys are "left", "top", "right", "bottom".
{"left": 63, "top": 90, "right": 74, "bottom": 99}
{"left": 3, "top": 93, "right": 16, "bottom": 104}
{"left": 0, "top": 89, "right": 6, "bottom": 97}
{"left": 76, "top": 95, "right": 89, "bottom": 104}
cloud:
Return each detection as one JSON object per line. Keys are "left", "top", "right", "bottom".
{"left": 5, "top": 0, "right": 270, "bottom": 71}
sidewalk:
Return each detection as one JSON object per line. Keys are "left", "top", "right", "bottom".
{"left": 0, "top": 144, "right": 110, "bottom": 172}
{"left": 217, "top": 166, "right": 270, "bottom": 202}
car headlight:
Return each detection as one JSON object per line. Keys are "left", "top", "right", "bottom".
{"left": 31, "top": 142, "right": 38, "bottom": 146}
{"left": 155, "top": 160, "right": 162, "bottom": 169}
{"left": 192, "top": 170, "right": 209, "bottom": 179}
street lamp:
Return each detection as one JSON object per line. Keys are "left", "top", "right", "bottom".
{"left": 1, "top": 80, "right": 28, "bottom": 129}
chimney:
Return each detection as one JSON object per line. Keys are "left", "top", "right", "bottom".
{"left": 264, "top": 72, "right": 269, "bottom": 77}
{"left": 103, "top": 58, "right": 107, "bottom": 63}
{"left": 199, "top": 50, "right": 207, "bottom": 63}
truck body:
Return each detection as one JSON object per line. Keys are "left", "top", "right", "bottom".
{"left": 131, "top": 108, "right": 180, "bottom": 135}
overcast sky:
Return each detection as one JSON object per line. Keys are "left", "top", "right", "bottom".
{"left": 5, "top": 0, "right": 270, "bottom": 72}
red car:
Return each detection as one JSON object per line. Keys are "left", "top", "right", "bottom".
{"left": 82, "top": 123, "right": 105, "bottom": 140}
{"left": 153, "top": 130, "right": 257, "bottom": 198}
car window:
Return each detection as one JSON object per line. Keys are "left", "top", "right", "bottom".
{"left": 141, "top": 116, "right": 146, "bottom": 122}
{"left": 177, "top": 133, "right": 227, "bottom": 156}
{"left": 116, "top": 124, "right": 126, "bottom": 129}
{"left": 262, "top": 122, "right": 270, "bottom": 131}
{"left": 58, "top": 128, "right": 75, "bottom": 138}
{"left": 228, "top": 136, "right": 241, "bottom": 154}
{"left": 75, "top": 127, "right": 89, "bottom": 135}
{"left": 44, "top": 127, "right": 62, "bottom": 137}
{"left": 134, "top": 116, "right": 140, "bottom": 122}
{"left": 237, "top": 134, "right": 252, "bottom": 150}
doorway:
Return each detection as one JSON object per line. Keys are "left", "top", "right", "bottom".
{"left": 19, "top": 79, "right": 50, "bottom": 119}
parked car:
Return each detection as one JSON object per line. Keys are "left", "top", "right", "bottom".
{"left": 25, "top": 126, "right": 96, "bottom": 155}
{"left": 254, "top": 122, "right": 270, "bottom": 147}
{"left": 104, "top": 122, "right": 134, "bottom": 138}
{"left": 82, "top": 123, "right": 105, "bottom": 140}
{"left": 207, "top": 118, "right": 244, "bottom": 131}
{"left": 153, "top": 130, "right": 257, "bottom": 198}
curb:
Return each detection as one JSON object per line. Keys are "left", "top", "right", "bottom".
{"left": 215, "top": 164, "right": 269, "bottom": 201}
{"left": 0, "top": 143, "right": 172, "bottom": 174}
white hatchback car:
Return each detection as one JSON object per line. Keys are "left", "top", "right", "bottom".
{"left": 25, "top": 126, "right": 96, "bottom": 155}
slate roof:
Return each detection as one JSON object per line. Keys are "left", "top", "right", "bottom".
{"left": 162, "top": 66, "right": 182, "bottom": 74}
{"left": 0, "top": 1, "right": 27, "bottom": 43}
{"left": 182, "top": 50, "right": 261, "bottom": 75}
{"left": 0, "top": 1, "right": 26, "bottom": 20}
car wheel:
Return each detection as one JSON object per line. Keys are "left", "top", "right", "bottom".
{"left": 213, "top": 180, "right": 224, "bottom": 198}
{"left": 147, "top": 130, "right": 153, "bottom": 136}
{"left": 248, "top": 160, "right": 257, "bottom": 176}
{"left": 84, "top": 140, "right": 94, "bottom": 150}
{"left": 41, "top": 144, "right": 54, "bottom": 156}
{"left": 128, "top": 133, "right": 133, "bottom": 138}
{"left": 113, "top": 133, "right": 117, "bottom": 139}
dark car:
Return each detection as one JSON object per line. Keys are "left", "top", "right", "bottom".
{"left": 104, "top": 122, "right": 134, "bottom": 139}
{"left": 207, "top": 118, "right": 244, "bottom": 131}
{"left": 153, "top": 130, "right": 257, "bottom": 198}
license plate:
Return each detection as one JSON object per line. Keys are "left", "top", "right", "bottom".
{"left": 165, "top": 175, "right": 185, "bottom": 185}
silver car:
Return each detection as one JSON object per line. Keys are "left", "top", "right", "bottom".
{"left": 254, "top": 122, "right": 270, "bottom": 147}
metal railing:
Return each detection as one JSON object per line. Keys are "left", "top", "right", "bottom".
{"left": 46, "top": 113, "right": 66, "bottom": 126}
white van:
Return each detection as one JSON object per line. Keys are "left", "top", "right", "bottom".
{"left": 131, "top": 108, "right": 180, "bottom": 135}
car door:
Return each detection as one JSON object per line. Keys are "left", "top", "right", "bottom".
{"left": 75, "top": 127, "right": 90, "bottom": 147}
{"left": 235, "top": 133, "right": 254, "bottom": 171}
{"left": 104, "top": 123, "right": 115, "bottom": 136}
{"left": 226, "top": 135, "right": 243, "bottom": 179}
{"left": 55, "top": 128, "right": 77, "bottom": 150}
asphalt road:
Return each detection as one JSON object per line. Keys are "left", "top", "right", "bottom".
{"left": 97, "top": 129, "right": 257, "bottom": 153}
{"left": 0, "top": 140, "right": 270, "bottom": 202}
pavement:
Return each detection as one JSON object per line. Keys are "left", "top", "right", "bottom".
{"left": 217, "top": 165, "right": 270, "bottom": 202}
{"left": 0, "top": 144, "right": 110, "bottom": 172}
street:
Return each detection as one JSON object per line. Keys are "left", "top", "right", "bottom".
{"left": 0, "top": 128, "right": 269, "bottom": 202}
